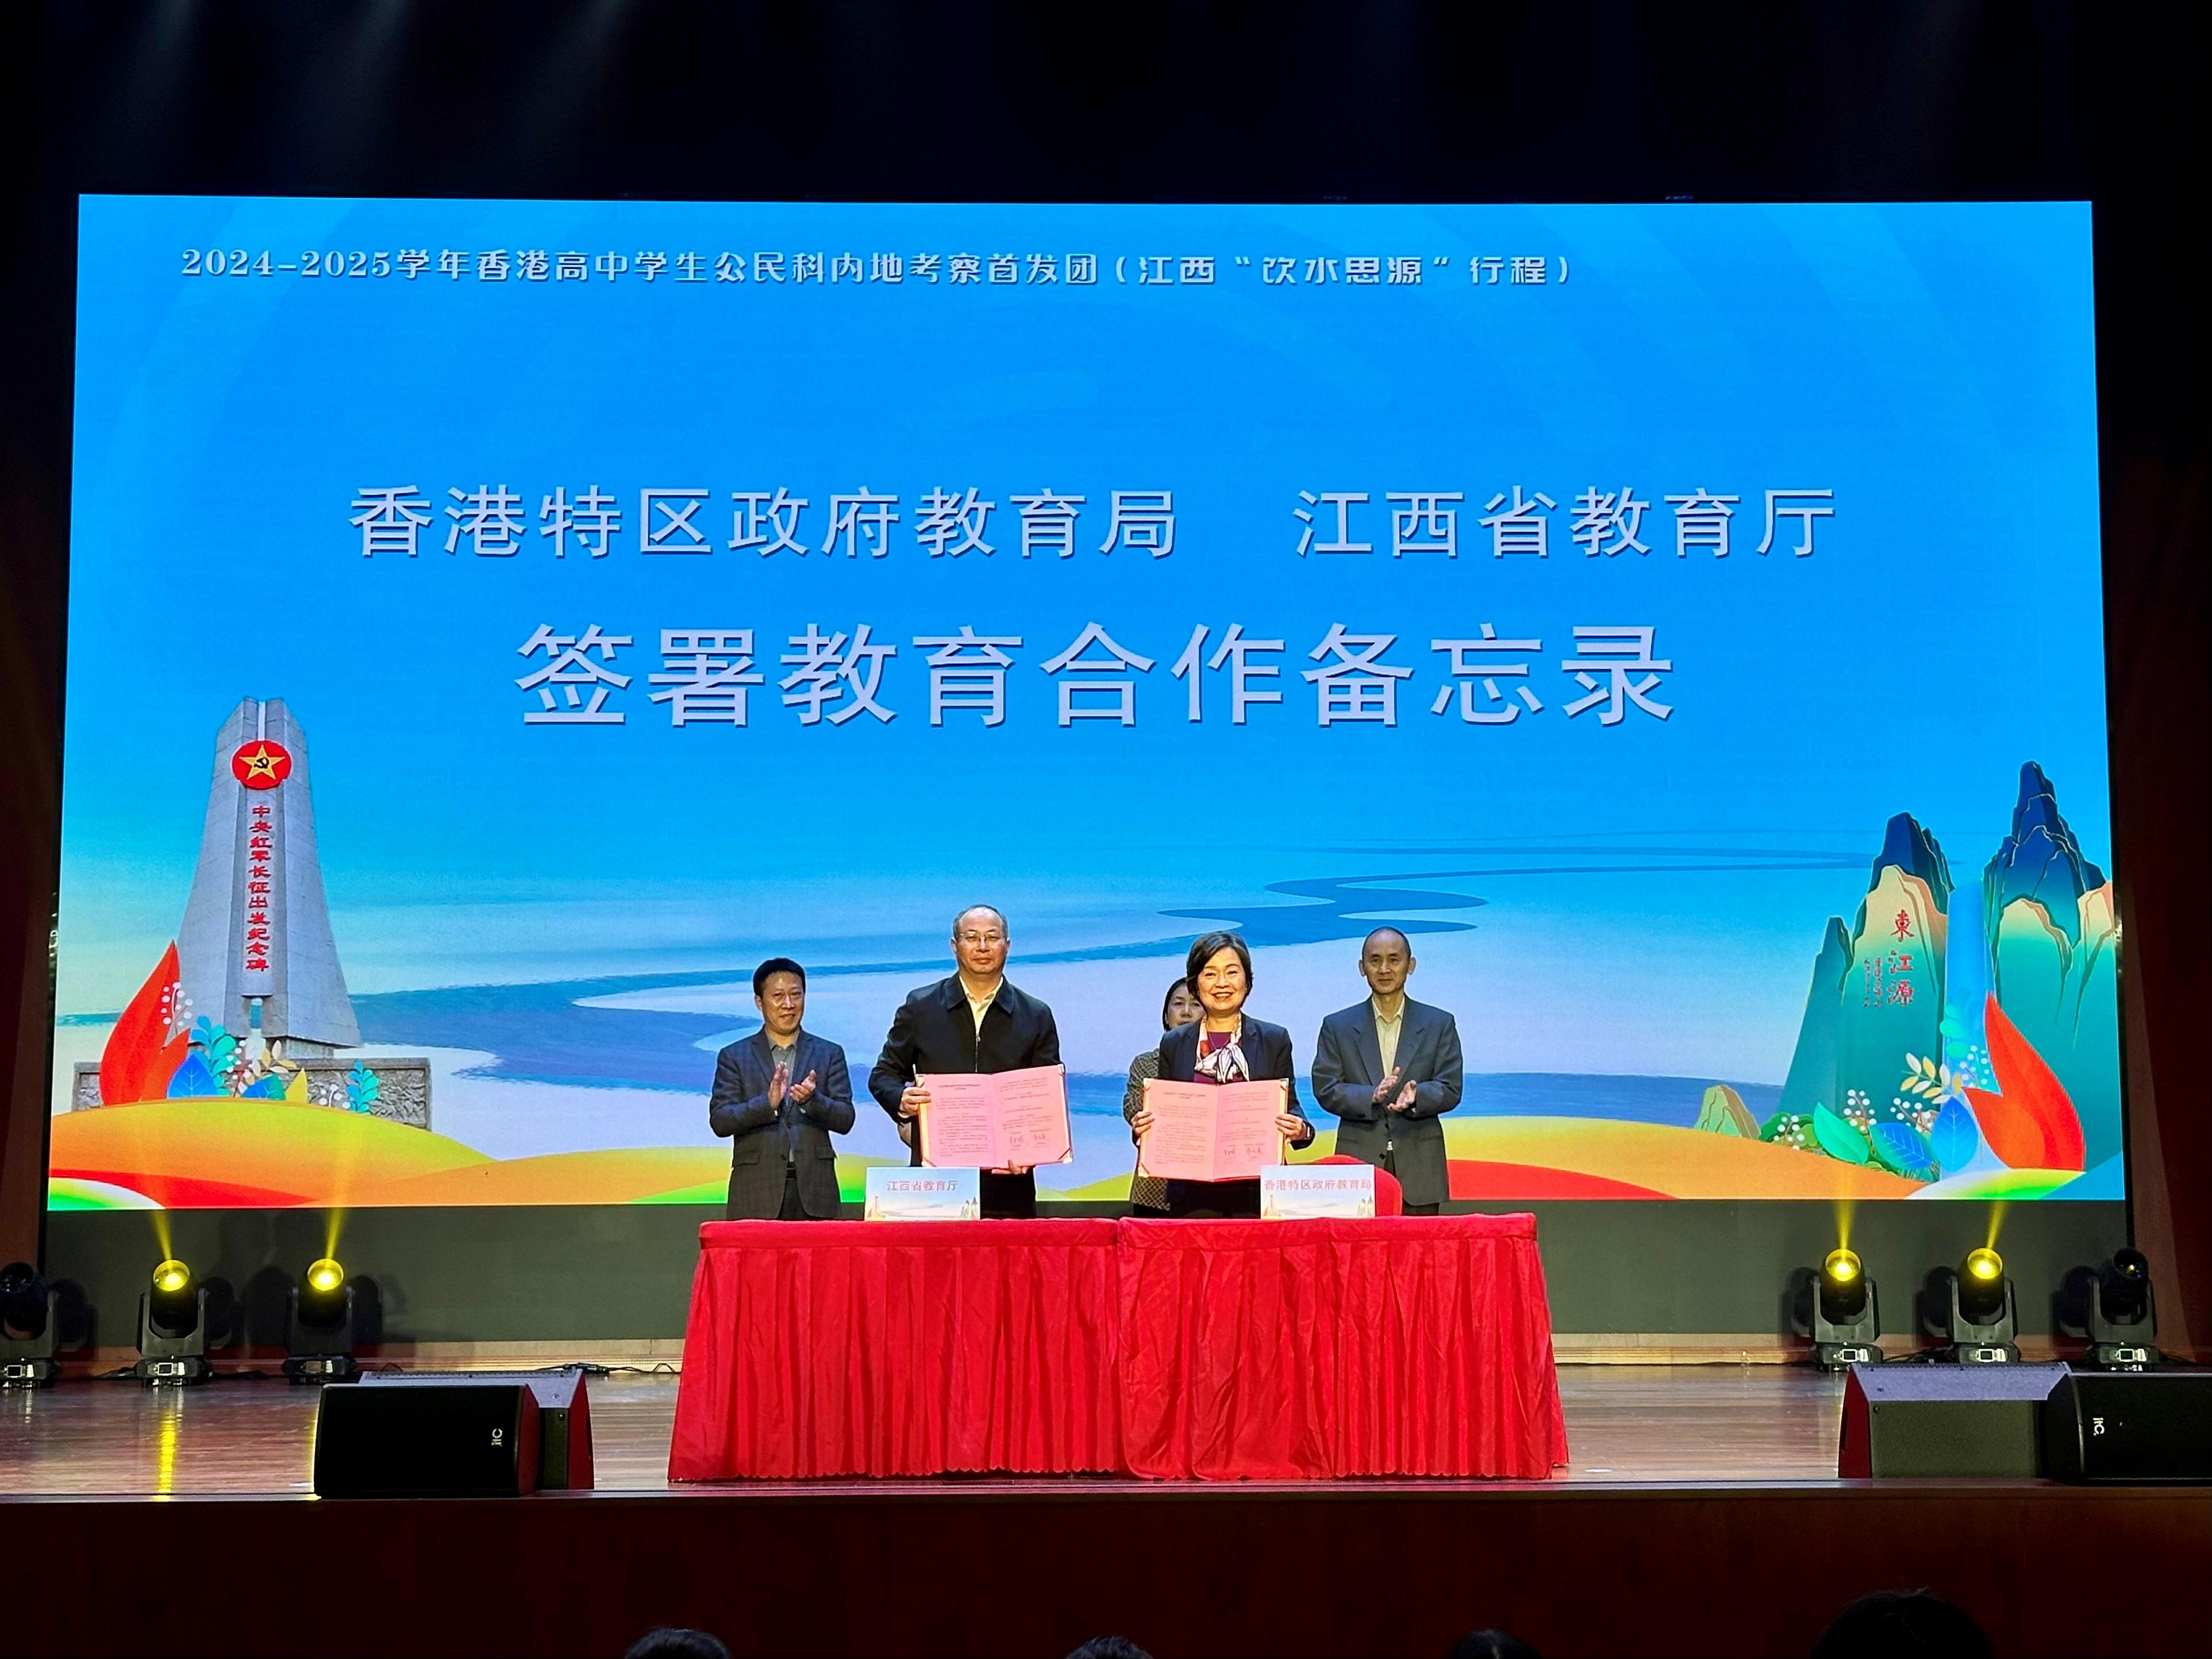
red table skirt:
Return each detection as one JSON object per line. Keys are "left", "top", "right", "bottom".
{"left": 670, "top": 1215, "right": 1565, "bottom": 1483}
{"left": 668, "top": 1219, "right": 1122, "bottom": 1479}
{"left": 1118, "top": 1215, "right": 1569, "bottom": 1479}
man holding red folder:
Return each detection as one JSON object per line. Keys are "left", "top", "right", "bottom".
{"left": 869, "top": 904, "right": 1063, "bottom": 1219}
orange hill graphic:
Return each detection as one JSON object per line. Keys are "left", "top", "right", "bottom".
{"left": 52, "top": 1096, "right": 1922, "bottom": 1208}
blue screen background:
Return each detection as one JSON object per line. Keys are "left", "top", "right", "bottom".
{"left": 53, "top": 198, "right": 2115, "bottom": 1200}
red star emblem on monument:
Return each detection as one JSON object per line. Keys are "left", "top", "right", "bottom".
{"left": 230, "top": 740, "right": 293, "bottom": 790}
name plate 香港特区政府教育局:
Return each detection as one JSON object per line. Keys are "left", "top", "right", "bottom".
{"left": 1259, "top": 1165, "right": 1375, "bottom": 1219}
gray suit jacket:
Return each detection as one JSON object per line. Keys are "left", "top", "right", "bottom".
{"left": 1310, "top": 996, "right": 1464, "bottom": 1207}
{"left": 708, "top": 1029, "right": 855, "bottom": 1219}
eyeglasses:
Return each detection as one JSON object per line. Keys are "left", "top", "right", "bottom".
{"left": 956, "top": 932, "right": 1006, "bottom": 946}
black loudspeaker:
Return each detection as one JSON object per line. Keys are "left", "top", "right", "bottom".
{"left": 1838, "top": 1361, "right": 2068, "bottom": 1476}
{"left": 352, "top": 1368, "right": 595, "bottom": 1489}
{"left": 314, "top": 1380, "right": 541, "bottom": 1498}
{"left": 2042, "top": 1370, "right": 2212, "bottom": 1485}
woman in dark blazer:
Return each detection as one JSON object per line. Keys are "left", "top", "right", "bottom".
{"left": 1133, "top": 930, "right": 1313, "bottom": 1217}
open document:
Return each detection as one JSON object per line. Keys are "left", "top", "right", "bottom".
{"left": 918, "top": 1064, "right": 1074, "bottom": 1170}
{"left": 1137, "top": 1077, "right": 1288, "bottom": 1183}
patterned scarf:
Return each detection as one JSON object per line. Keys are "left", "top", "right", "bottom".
{"left": 1193, "top": 1019, "right": 1250, "bottom": 1083}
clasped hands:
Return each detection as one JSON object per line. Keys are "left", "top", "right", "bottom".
{"left": 768, "top": 1063, "right": 818, "bottom": 1111}
{"left": 1372, "top": 1069, "right": 1418, "bottom": 1114}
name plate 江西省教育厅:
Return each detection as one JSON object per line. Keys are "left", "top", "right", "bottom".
{"left": 863, "top": 1166, "right": 982, "bottom": 1221}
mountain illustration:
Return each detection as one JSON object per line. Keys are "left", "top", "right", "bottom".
{"left": 1778, "top": 917, "right": 1849, "bottom": 1117}
{"left": 1838, "top": 813, "right": 1950, "bottom": 1118}
{"left": 1780, "top": 812, "right": 1949, "bottom": 1129}
{"left": 1776, "top": 766, "right": 2121, "bottom": 1185}
{"left": 1983, "top": 763, "right": 2121, "bottom": 1168}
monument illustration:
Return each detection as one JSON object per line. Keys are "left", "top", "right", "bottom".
{"left": 71, "top": 698, "right": 429, "bottom": 1128}
{"left": 177, "top": 698, "right": 359, "bottom": 1054}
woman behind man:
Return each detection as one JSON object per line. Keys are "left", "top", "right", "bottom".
{"left": 1122, "top": 976, "right": 1206, "bottom": 1212}
{"left": 1132, "top": 930, "right": 1313, "bottom": 1217}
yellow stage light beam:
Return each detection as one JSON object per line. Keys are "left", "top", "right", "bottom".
{"left": 153, "top": 1394, "right": 182, "bottom": 1496}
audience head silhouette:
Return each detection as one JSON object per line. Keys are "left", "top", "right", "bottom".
{"left": 1065, "top": 1639, "right": 1153, "bottom": 1659}
{"left": 1447, "top": 1630, "right": 1542, "bottom": 1659}
{"left": 624, "top": 1630, "right": 730, "bottom": 1659}
{"left": 1810, "top": 1589, "right": 1992, "bottom": 1659}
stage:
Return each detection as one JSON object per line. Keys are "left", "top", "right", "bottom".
{"left": 3, "top": 1367, "right": 2202, "bottom": 1658}
{"left": 1, "top": 1364, "right": 1846, "bottom": 1495}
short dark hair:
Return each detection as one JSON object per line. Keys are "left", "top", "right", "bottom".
{"left": 1185, "top": 930, "right": 1252, "bottom": 994}
{"left": 625, "top": 1630, "right": 731, "bottom": 1659}
{"left": 751, "top": 957, "right": 805, "bottom": 998}
{"left": 1446, "top": 1631, "right": 1541, "bottom": 1659}
{"left": 1065, "top": 1641, "right": 1153, "bottom": 1659}
{"left": 1810, "top": 1590, "right": 1991, "bottom": 1659}
{"left": 1363, "top": 926, "right": 1412, "bottom": 954}
{"left": 951, "top": 903, "right": 1007, "bottom": 937}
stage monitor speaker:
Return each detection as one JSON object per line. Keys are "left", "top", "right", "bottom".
{"left": 1838, "top": 1361, "right": 2068, "bottom": 1477}
{"left": 354, "top": 1367, "right": 594, "bottom": 1489}
{"left": 2042, "top": 1370, "right": 2212, "bottom": 1485}
{"left": 314, "top": 1380, "right": 540, "bottom": 1498}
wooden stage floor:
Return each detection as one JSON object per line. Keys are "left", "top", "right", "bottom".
{"left": 0, "top": 1364, "right": 1845, "bottom": 1495}
{"left": 5, "top": 1366, "right": 2203, "bottom": 1658}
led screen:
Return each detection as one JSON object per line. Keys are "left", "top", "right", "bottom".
{"left": 51, "top": 197, "right": 2118, "bottom": 1208}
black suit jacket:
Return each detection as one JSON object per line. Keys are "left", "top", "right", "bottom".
{"left": 1155, "top": 1016, "right": 1310, "bottom": 1120}
{"left": 708, "top": 1029, "right": 855, "bottom": 1219}
{"left": 1310, "top": 996, "right": 1464, "bottom": 1207}
{"left": 869, "top": 975, "right": 1062, "bottom": 1169}
{"left": 1153, "top": 1015, "right": 1313, "bottom": 1213}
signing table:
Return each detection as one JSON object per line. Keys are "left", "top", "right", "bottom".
{"left": 1118, "top": 1215, "right": 1568, "bottom": 1479}
{"left": 668, "top": 1219, "right": 1122, "bottom": 1479}
{"left": 670, "top": 1214, "right": 1566, "bottom": 1483}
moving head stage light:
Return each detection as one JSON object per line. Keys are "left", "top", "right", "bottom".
{"left": 2087, "top": 1248, "right": 2160, "bottom": 1371}
{"left": 1941, "top": 1246, "right": 2019, "bottom": 1364}
{"left": 0, "top": 1261, "right": 60, "bottom": 1388}
{"left": 1799, "top": 1248, "right": 1882, "bottom": 1369}
{"left": 135, "top": 1258, "right": 211, "bottom": 1384}
{"left": 284, "top": 1257, "right": 360, "bottom": 1383}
